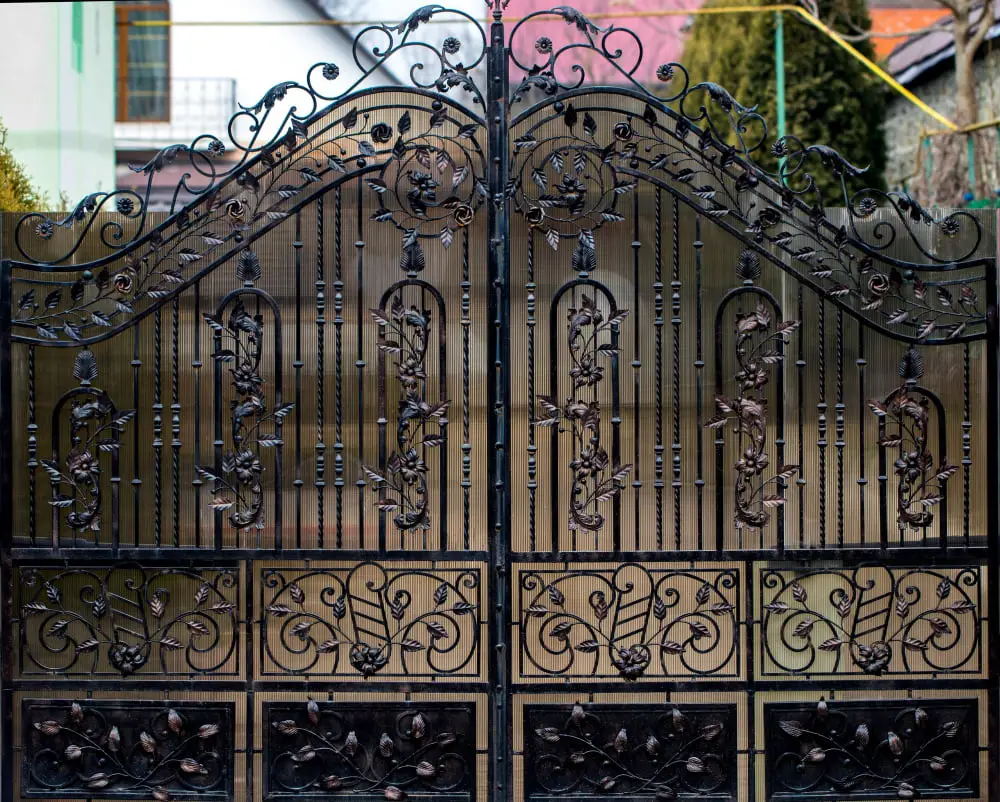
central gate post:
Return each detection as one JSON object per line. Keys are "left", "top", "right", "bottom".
{"left": 486, "top": 5, "right": 512, "bottom": 801}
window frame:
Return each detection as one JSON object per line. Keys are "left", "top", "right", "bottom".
{"left": 115, "top": 1, "right": 171, "bottom": 123}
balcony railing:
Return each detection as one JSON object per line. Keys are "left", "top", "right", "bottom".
{"left": 115, "top": 77, "right": 237, "bottom": 150}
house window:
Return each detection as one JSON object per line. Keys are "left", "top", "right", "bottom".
{"left": 115, "top": 1, "right": 170, "bottom": 122}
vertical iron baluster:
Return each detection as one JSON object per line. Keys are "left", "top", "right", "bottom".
{"left": 549, "top": 286, "right": 560, "bottom": 554}
{"left": 356, "top": 176, "right": 367, "bottom": 549}
{"left": 610, "top": 287, "right": 623, "bottom": 554}
{"left": 817, "top": 296, "right": 827, "bottom": 548}
{"left": 153, "top": 307, "right": 163, "bottom": 547}
{"left": 712, "top": 276, "right": 725, "bottom": 554}
{"left": 774, "top": 293, "right": 786, "bottom": 556}
{"left": 671, "top": 195, "right": 681, "bottom": 551}
{"left": 334, "top": 187, "right": 344, "bottom": 548}
{"left": 171, "top": 296, "right": 181, "bottom": 547}
{"left": 796, "top": 286, "right": 805, "bottom": 548}
{"left": 293, "top": 212, "right": 304, "bottom": 549}
{"left": 963, "top": 342, "right": 971, "bottom": 548}
{"left": 193, "top": 281, "right": 203, "bottom": 548}
{"left": 375, "top": 290, "right": 388, "bottom": 552}
{"left": 315, "top": 196, "right": 326, "bottom": 550}
{"left": 694, "top": 225, "right": 705, "bottom": 551}
{"left": 435, "top": 281, "right": 448, "bottom": 553}
{"left": 132, "top": 323, "right": 142, "bottom": 547}
{"left": 27, "top": 344, "right": 36, "bottom": 545}
{"left": 857, "top": 322, "right": 866, "bottom": 545}
{"left": 526, "top": 229, "right": 537, "bottom": 551}
{"left": 631, "top": 186, "right": 641, "bottom": 551}
{"left": 835, "top": 307, "right": 844, "bottom": 547}
{"left": 653, "top": 190, "right": 663, "bottom": 550}
{"left": 462, "top": 225, "right": 471, "bottom": 550}
{"left": 878, "top": 399, "right": 889, "bottom": 551}
{"left": 273, "top": 290, "right": 285, "bottom": 553}
{"left": 213, "top": 313, "right": 223, "bottom": 552}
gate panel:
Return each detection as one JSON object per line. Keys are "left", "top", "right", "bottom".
{"left": 1, "top": 6, "right": 998, "bottom": 802}
{"left": 503, "top": 8, "right": 998, "bottom": 801}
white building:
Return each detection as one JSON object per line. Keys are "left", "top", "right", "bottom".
{"left": 0, "top": 2, "right": 116, "bottom": 206}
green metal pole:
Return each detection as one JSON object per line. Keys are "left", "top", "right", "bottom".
{"left": 775, "top": 11, "right": 786, "bottom": 182}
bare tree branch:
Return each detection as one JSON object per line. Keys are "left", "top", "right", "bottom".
{"left": 968, "top": 0, "right": 997, "bottom": 53}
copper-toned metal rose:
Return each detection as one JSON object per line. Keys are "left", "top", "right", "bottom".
{"left": 453, "top": 204, "right": 474, "bottom": 227}
{"left": 524, "top": 206, "right": 546, "bottom": 227}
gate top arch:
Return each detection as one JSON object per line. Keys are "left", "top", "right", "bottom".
{"left": 1, "top": 2, "right": 993, "bottom": 348}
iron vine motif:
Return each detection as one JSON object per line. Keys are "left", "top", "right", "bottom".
{"left": 10, "top": 4, "right": 489, "bottom": 269}
{"left": 760, "top": 566, "right": 981, "bottom": 677}
{"left": 525, "top": 703, "right": 735, "bottom": 799}
{"left": 23, "top": 700, "right": 233, "bottom": 800}
{"left": 10, "top": 88, "right": 486, "bottom": 346}
{"left": 364, "top": 297, "right": 449, "bottom": 534}
{"left": 197, "top": 291, "right": 293, "bottom": 530}
{"left": 17, "top": 565, "right": 239, "bottom": 677}
{"left": 518, "top": 565, "right": 739, "bottom": 681}
{"left": 265, "top": 701, "right": 475, "bottom": 800}
{"left": 537, "top": 293, "right": 631, "bottom": 534}
{"left": 260, "top": 563, "right": 480, "bottom": 679}
{"left": 708, "top": 281, "right": 799, "bottom": 529}
{"left": 10, "top": 7, "right": 989, "bottom": 347}
{"left": 505, "top": 93, "right": 987, "bottom": 342}
{"left": 41, "top": 349, "right": 134, "bottom": 533}
{"left": 766, "top": 698, "right": 978, "bottom": 800}
{"left": 869, "top": 347, "right": 956, "bottom": 532}
{"left": 364, "top": 106, "right": 486, "bottom": 264}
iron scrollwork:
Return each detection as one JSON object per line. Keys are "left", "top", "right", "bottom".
{"left": 364, "top": 106, "right": 486, "bottom": 261}
{"left": 537, "top": 293, "right": 631, "bottom": 534}
{"left": 766, "top": 698, "right": 979, "bottom": 800}
{"left": 760, "top": 566, "right": 982, "bottom": 677}
{"left": 10, "top": 4, "right": 487, "bottom": 270}
{"left": 525, "top": 703, "right": 737, "bottom": 799}
{"left": 17, "top": 564, "right": 239, "bottom": 677}
{"left": 264, "top": 700, "right": 475, "bottom": 800}
{"left": 42, "top": 349, "right": 134, "bottom": 534}
{"left": 506, "top": 61, "right": 987, "bottom": 343}
{"left": 517, "top": 564, "right": 739, "bottom": 681}
{"left": 869, "top": 347, "right": 956, "bottom": 532}
{"left": 364, "top": 296, "right": 449, "bottom": 534}
{"left": 12, "top": 86, "right": 485, "bottom": 348}
{"left": 709, "top": 272, "right": 799, "bottom": 530}
{"left": 260, "top": 563, "right": 481, "bottom": 679}
{"left": 197, "top": 284, "right": 292, "bottom": 531}
{"left": 22, "top": 699, "right": 233, "bottom": 800}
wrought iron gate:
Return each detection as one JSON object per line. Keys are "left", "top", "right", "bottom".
{"left": 1, "top": 4, "right": 998, "bottom": 801}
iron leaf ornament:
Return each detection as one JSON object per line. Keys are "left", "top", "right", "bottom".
{"left": 537, "top": 294, "right": 631, "bottom": 534}
{"left": 364, "top": 296, "right": 450, "bottom": 535}
{"left": 197, "top": 292, "right": 294, "bottom": 531}
{"left": 708, "top": 262, "right": 800, "bottom": 530}
{"left": 41, "top": 349, "right": 134, "bottom": 534}
{"left": 868, "top": 346, "right": 957, "bottom": 532}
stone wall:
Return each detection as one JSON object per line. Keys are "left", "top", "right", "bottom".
{"left": 885, "top": 49, "right": 1000, "bottom": 189}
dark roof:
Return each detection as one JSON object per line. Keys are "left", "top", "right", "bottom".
{"left": 888, "top": 2, "right": 1000, "bottom": 85}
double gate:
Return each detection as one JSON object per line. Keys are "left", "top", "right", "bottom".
{"left": 1, "top": 5, "right": 998, "bottom": 801}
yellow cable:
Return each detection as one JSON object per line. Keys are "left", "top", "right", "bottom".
{"left": 130, "top": 4, "right": 959, "bottom": 129}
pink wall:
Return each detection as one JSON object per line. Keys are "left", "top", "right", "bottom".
{"left": 504, "top": 0, "right": 700, "bottom": 87}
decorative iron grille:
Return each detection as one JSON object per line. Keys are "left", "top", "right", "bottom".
{"left": 1, "top": 3, "right": 997, "bottom": 801}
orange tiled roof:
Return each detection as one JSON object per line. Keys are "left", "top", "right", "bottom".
{"left": 868, "top": 8, "right": 951, "bottom": 58}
